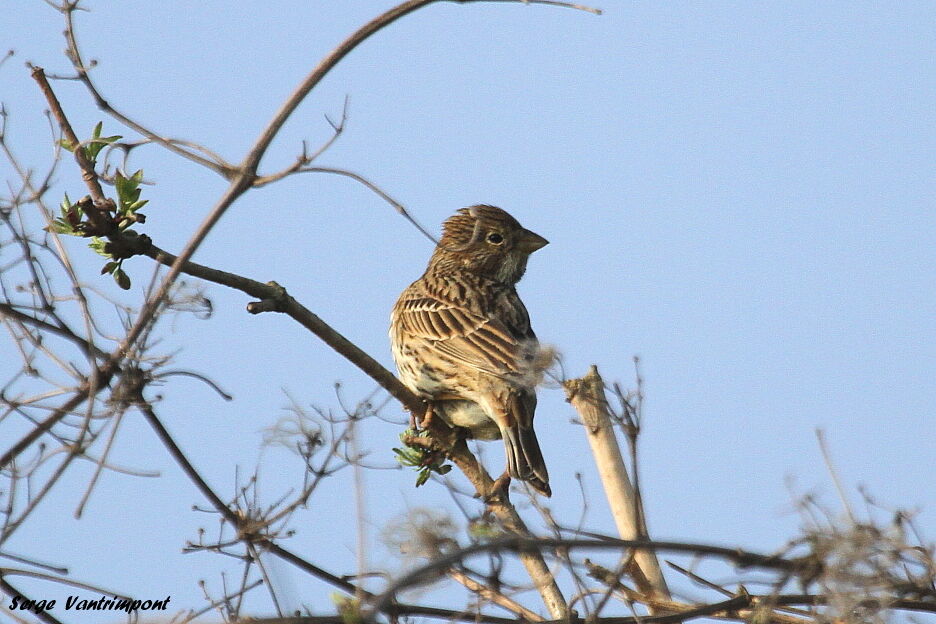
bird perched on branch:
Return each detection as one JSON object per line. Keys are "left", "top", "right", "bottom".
{"left": 390, "top": 205, "right": 551, "bottom": 497}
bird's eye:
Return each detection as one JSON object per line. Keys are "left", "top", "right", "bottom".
{"left": 486, "top": 232, "right": 504, "bottom": 245}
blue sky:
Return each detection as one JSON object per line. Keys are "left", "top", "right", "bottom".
{"left": 1, "top": 1, "right": 934, "bottom": 620}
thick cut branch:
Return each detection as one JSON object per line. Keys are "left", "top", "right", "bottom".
{"left": 564, "top": 366, "right": 670, "bottom": 601}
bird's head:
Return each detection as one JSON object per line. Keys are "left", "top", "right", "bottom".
{"left": 432, "top": 205, "right": 548, "bottom": 284}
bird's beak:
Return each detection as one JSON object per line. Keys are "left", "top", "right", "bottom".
{"left": 517, "top": 229, "right": 549, "bottom": 253}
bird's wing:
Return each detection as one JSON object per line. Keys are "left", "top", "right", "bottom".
{"left": 394, "top": 289, "right": 532, "bottom": 380}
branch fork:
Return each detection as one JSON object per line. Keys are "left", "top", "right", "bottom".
{"left": 246, "top": 281, "right": 290, "bottom": 314}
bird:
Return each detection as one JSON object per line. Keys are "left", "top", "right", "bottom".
{"left": 390, "top": 204, "right": 551, "bottom": 497}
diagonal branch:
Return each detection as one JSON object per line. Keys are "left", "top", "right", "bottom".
{"left": 29, "top": 66, "right": 105, "bottom": 204}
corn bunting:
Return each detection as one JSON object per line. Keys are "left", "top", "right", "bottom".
{"left": 390, "top": 205, "right": 551, "bottom": 497}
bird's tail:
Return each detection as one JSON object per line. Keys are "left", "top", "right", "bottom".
{"left": 503, "top": 425, "right": 551, "bottom": 497}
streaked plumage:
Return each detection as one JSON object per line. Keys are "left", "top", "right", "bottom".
{"left": 390, "top": 205, "right": 551, "bottom": 496}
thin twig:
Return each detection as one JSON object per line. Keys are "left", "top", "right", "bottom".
{"left": 0, "top": 303, "right": 108, "bottom": 360}
{"left": 815, "top": 429, "right": 856, "bottom": 525}
{"left": 258, "top": 166, "right": 438, "bottom": 244}
{"left": 473, "top": 0, "right": 601, "bottom": 13}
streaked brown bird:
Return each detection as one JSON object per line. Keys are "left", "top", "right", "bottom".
{"left": 390, "top": 205, "right": 551, "bottom": 497}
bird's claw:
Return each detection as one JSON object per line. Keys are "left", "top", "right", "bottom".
{"left": 416, "top": 402, "right": 435, "bottom": 431}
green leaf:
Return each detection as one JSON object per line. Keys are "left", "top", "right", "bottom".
{"left": 394, "top": 429, "right": 452, "bottom": 487}
{"left": 101, "top": 261, "right": 119, "bottom": 275}
{"left": 392, "top": 447, "right": 419, "bottom": 467}
{"left": 58, "top": 139, "right": 76, "bottom": 152}
{"left": 46, "top": 220, "right": 73, "bottom": 235}
{"left": 114, "top": 171, "right": 129, "bottom": 199}
{"left": 81, "top": 123, "right": 122, "bottom": 164}
{"left": 115, "top": 169, "right": 144, "bottom": 213}
{"left": 83, "top": 142, "right": 104, "bottom": 163}
{"left": 89, "top": 237, "right": 110, "bottom": 257}
{"left": 114, "top": 268, "right": 131, "bottom": 290}
{"left": 58, "top": 193, "right": 84, "bottom": 230}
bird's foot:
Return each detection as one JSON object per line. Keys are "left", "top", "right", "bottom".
{"left": 419, "top": 402, "right": 435, "bottom": 430}
{"left": 409, "top": 402, "right": 435, "bottom": 431}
